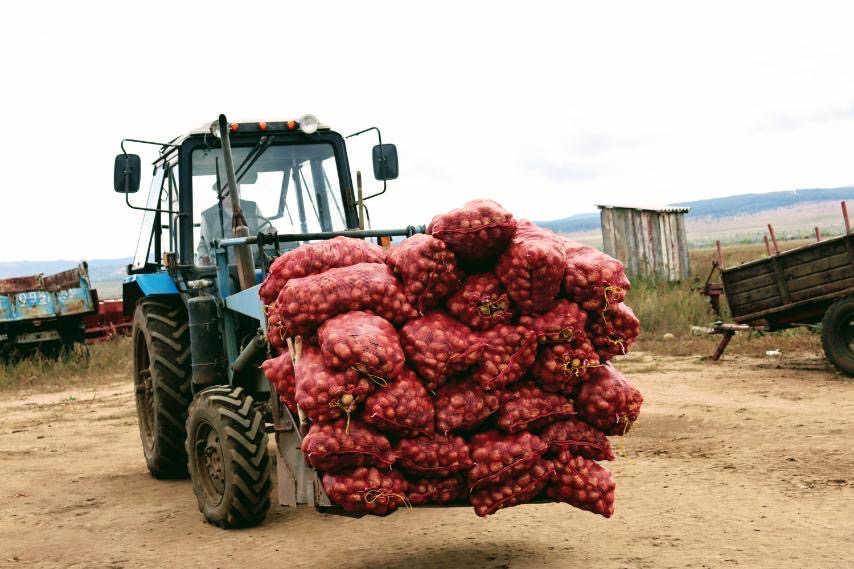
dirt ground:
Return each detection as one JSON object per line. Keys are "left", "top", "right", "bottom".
{"left": 1, "top": 351, "right": 853, "bottom": 569}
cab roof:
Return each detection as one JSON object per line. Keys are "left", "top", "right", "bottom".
{"left": 155, "top": 118, "right": 334, "bottom": 163}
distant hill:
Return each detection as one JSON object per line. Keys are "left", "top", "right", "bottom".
{"left": 538, "top": 186, "right": 854, "bottom": 234}
{"left": 538, "top": 212, "right": 601, "bottom": 234}
{"left": 671, "top": 186, "right": 854, "bottom": 218}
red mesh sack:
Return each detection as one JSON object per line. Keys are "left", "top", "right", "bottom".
{"left": 399, "top": 312, "right": 484, "bottom": 391}
{"left": 407, "top": 475, "right": 466, "bottom": 506}
{"left": 361, "top": 368, "right": 435, "bottom": 437}
{"left": 266, "top": 310, "right": 288, "bottom": 351}
{"left": 273, "top": 263, "right": 418, "bottom": 337}
{"left": 259, "top": 236, "right": 385, "bottom": 306}
{"left": 445, "top": 273, "right": 513, "bottom": 331}
{"left": 434, "top": 378, "right": 501, "bottom": 435}
{"left": 466, "top": 430, "right": 548, "bottom": 491}
{"left": 301, "top": 419, "right": 396, "bottom": 472}
{"left": 496, "top": 381, "right": 575, "bottom": 433}
{"left": 322, "top": 467, "right": 409, "bottom": 516}
{"left": 494, "top": 222, "right": 566, "bottom": 315}
{"left": 395, "top": 434, "right": 473, "bottom": 477}
{"left": 586, "top": 303, "right": 640, "bottom": 361}
{"left": 473, "top": 324, "right": 537, "bottom": 391}
{"left": 469, "top": 458, "right": 554, "bottom": 517}
{"left": 541, "top": 418, "right": 615, "bottom": 461}
{"left": 531, "top": 340, "right": 601, "bottom": 394}
{"left": 561, "top": 241, "right": 631, "bottom": 312}
{"left": 518, "top": 299, "right": 588, "bottom": 345}
{"left": 575, "top": 365, "right": 643, "bottom": 435}
{"left": 294, "top": 346, "right": 375, "bottom": 423}
{"left": 546, "top": 450, "right": 615, "bottom": 518}
{"left": 426, "top": 199, "right": 517, "bottom": 263}
{"left": 261, "top": 353, "right": 297, "bottom": 415}
{"left": 318, "top": 311, "right": 405, "bottom": 384}
{"left": 385, "top": 234, "right": 463, "bottom": 312}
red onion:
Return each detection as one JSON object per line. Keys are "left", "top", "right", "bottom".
{"left": 322, "top": 467, "right": 409, "bottom": 515}
{"left": 574, "top": 365, "right": 643, "bottom": 435}
{"left": 301, "top": 419, "right": 396, "bottom": 472}
{"left": 318, "top": 311, "right": 404, "bottom": 384}
{"left": 469, "top": 458, "right": 554, "bottom": 517}
{"left": 496, "top": 381, "right": 575, "bottom": 433}
{"left": 361, "top": 368, "right": 435, "bottom": 437}
{"left": 273, "top": 263, "right": 417, "bottom": 337}
{"left": 260, "top": 236, "right": 384, "bottom": 306}
{"left": 427, "top": 199, "right": 517, "bottom": 264}
{"left": 546, "top": 450, "right": 615, "bottom": 518}
{"left": 385, "top": 234, "right": 463, "bottom": 312}
{"left": 473, "top": 324, "right": 537, "bottom": 390}
{"left": 445, "top": 273, "right": 513, "bottom": 331}
{"left": 399, "top": 312, "right": 484, "bottom": 391}
{"left": 395, "top": 434, "right": 473, "bottom": 477}
{"left": 294, "top": 346, "right": 375, "bottom": 423}
{"left": 541, "top": 418, "right": 615, "bottom": 461}
{"left": 260, "top": 352, "right": 297, "bottom": 415}
{"left": 466, "top": 430, "right": 547, "bottom": 491}
{"left": 434, "top": 378, "right": 501, "bottom": 435}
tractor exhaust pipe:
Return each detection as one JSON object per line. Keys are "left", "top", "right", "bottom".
{"left": 218, "top": 113, "right": 256, "bottom": 292}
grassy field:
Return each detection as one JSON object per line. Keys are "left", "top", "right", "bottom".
{"left": 0, "top": 337, "right": 132, "bottom": 392}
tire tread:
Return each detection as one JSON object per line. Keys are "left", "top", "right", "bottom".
{"left": 186, "top": 386, "right": 271, "bottom": 528}
{"left": 133, "top": 298, "right": 192, "bottom": 479}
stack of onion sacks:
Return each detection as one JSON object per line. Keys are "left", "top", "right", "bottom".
{"left": 258, "top": 198, "right": 643, "bottom": 519}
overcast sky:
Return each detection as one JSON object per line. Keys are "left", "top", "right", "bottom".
{"left": 1, "top": 1, "right": 853, "bottom": 262}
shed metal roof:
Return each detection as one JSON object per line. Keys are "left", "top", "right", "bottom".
{"left": 595, "top": 203, "right": 691, "bottom": 214}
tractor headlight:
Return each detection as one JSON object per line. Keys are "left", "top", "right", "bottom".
{"left": 299, "top": 114, "right": 319, "bottom": 134}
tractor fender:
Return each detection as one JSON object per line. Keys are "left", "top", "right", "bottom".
{"left": 123, "top": 273, "right": 181, "bottom": 315}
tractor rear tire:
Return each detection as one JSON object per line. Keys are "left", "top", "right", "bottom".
{"left": 186, "top": 385, "right": 272, "bottom": 528}
{"left": 821, "top": 296, "right": 854, "bottom": 377}
{"left": 133, "top": 298, "right": 192, "bottom": 479}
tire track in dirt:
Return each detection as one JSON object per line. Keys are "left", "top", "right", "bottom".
{"left": 1, "top": 354, "right": 853, "bottom": 568}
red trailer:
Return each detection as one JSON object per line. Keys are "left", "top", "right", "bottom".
{"left": 83, "top": 299, "right": 132, "bottom": 343}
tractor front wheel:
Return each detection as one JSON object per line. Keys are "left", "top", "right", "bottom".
{"left": 133, "top": 298, "right": 192, "bottom": 478}
{"left": 821, "top": 296, "right": 854, "bottom": 377}
{"left": 186, "top": 386, "right": 272, "bottom": 528}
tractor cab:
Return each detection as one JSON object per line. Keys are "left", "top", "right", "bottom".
{"left": 115, "top": 115, "right": 397, "bottom": 283}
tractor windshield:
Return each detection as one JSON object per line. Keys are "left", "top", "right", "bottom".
{"left": 191, "top": 142, "right": 347, "bottom": 265}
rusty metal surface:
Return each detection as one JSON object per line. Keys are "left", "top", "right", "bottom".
{"left": 43, "top": 267, "right": 84, "bottom": 292}
{"left": 0, "top": 275, "right": 44, "bottom": 295}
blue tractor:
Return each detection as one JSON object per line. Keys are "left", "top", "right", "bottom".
{"left": 115, "top": 114, "right": 421, "bottom": 527}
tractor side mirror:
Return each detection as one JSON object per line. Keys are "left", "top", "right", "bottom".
{"left": 372, "top": 144, "right": 399, "bottom": 181}
{"left": 114, "top": 154, "right": 141, "bottom": 193}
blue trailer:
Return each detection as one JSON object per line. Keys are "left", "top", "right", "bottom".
{"left": 115, "top": 114, "right": 416, "bottom": 527}
{"left": 0, "top": 263, "right": 97, "bottom": 358}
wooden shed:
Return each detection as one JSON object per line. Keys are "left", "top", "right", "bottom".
{"left": 596, "top": 204, "right": 691, "bottom": 282}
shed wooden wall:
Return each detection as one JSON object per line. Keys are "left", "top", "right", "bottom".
{"left": 599, "top": 208, "right": 690, "bottom": 281}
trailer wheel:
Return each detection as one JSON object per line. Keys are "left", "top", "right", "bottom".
{"left": 186, "top": 386, "right": 272, "bottom": 528}
{"left": 821, "top": 296, "right": 854, "bottom": 377}
{"left": 133, "top": 298, "right": 192, "bottom": 478}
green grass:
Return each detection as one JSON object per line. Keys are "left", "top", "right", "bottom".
{"left": 0, "top": 337, "right": 132, "bottom": 392}
{"left": 628, "top": 278, "right": 715, "bottom": 336}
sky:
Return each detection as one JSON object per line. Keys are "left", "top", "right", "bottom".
{"left": 1, "top": 0, "right": 854, "bottom": 262}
